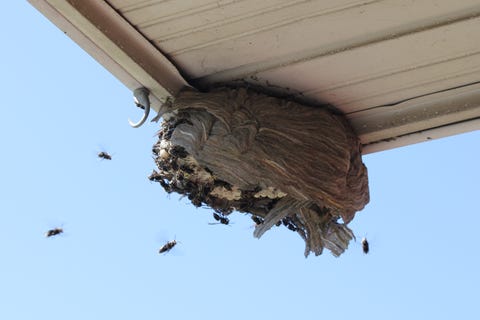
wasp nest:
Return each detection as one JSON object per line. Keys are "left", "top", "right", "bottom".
{"left": 150, "top": 87, "right": 369, "bottom": 257}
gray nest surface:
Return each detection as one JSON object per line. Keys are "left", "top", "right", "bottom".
{"left": 150, "top": 87, "right": 369, "bottom": 257}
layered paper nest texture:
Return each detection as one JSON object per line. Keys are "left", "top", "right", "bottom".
{"left": 151, "top": 87, "right": 369, "bottom": 257}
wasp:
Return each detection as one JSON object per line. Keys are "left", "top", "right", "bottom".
{"left": 169, "top": 145, "right": 189, "bottom": 158}
{"left": 45, "top": 227, "right": 63, "bottom": 238}
{"left": 282, "top": 217, "right": 298, "bottom": 232}
{"left": 361, "top": 237, "right": 369, "bottom": 254}
{"left": 209, "top": 212, "right": 230, "bottom": 225}
{"left": 159, "top": 240, "right": 178, "bottom": 254}
{"left": 188, "top": 192, "right": 203, "bottom": 208}
{"left": 148, "top": 170, "right": 163, "bottom": 182}
{"left": 251, "top": 215, "right": 264, "bottom": 225}
{"left": 97, "top": 151, "right": 112, "bottom": 160}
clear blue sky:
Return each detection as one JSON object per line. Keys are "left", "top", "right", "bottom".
{"left": 1, "top": 2, "right": 479, "bottom": 320}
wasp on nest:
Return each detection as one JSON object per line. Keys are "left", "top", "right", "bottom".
{"left": 150, "top": 87, "right": 369, "bottom": 257}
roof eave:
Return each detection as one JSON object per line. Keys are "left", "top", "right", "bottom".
{"left": 27, "top": 0, "right": 480, "bottom": 153}
{"left": 28, "top": 0, "right": 189, "bottom": 112}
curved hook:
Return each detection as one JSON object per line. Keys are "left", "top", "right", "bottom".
{"left": 129, "top": 87, "right": 150, "bottom": 128}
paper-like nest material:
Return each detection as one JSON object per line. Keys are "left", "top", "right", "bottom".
{"left": 150, "top": 87, "right": 369, "bottom": 257}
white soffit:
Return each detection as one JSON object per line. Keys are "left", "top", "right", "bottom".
{"left": 29, "top": 0, "right": 480, "bottom": 154}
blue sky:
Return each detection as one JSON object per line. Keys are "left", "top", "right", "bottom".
{"left": 1, "top": 2, "right": 479, "bottom": 319}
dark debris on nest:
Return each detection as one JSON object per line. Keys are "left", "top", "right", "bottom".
{"left": 150, "top": 87, "right": 369, "bottom": 257}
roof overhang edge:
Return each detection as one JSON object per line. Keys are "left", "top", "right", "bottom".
{"left": 28, "top": 0, "right": 189, "bottom": 112}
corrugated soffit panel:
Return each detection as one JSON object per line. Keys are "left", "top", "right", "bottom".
{"left": 111, "top": 0, "right": 480, "bottom": 152}
{"left": 38, "top": 0, "right": 480, "bottom": 153}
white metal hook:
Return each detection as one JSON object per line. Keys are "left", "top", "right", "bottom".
{"left": 129, "top": 87, "right": 150, "bottom": 128}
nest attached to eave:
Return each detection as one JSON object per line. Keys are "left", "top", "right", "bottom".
{"left": 150, "top": 87, "right": 369, "bottom": 257}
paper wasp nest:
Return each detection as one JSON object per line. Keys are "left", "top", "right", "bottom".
{"left": 151, "top": 87, "right": 369, "bottom": 257}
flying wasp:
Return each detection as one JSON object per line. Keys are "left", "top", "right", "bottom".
{"left": 159, "top": 239, "right": 178, "bottom": 254}
{"left": 361, "top": 237, "right": 369, "bottom": 254}
{"left": 208, "top": 212, "right": 230, "bottom": 225}
{"left": 97, "top": 151, "right": 112, "bottom": 160}
{"left": 45, "top": 227, "right": 63, "bottom": 238}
